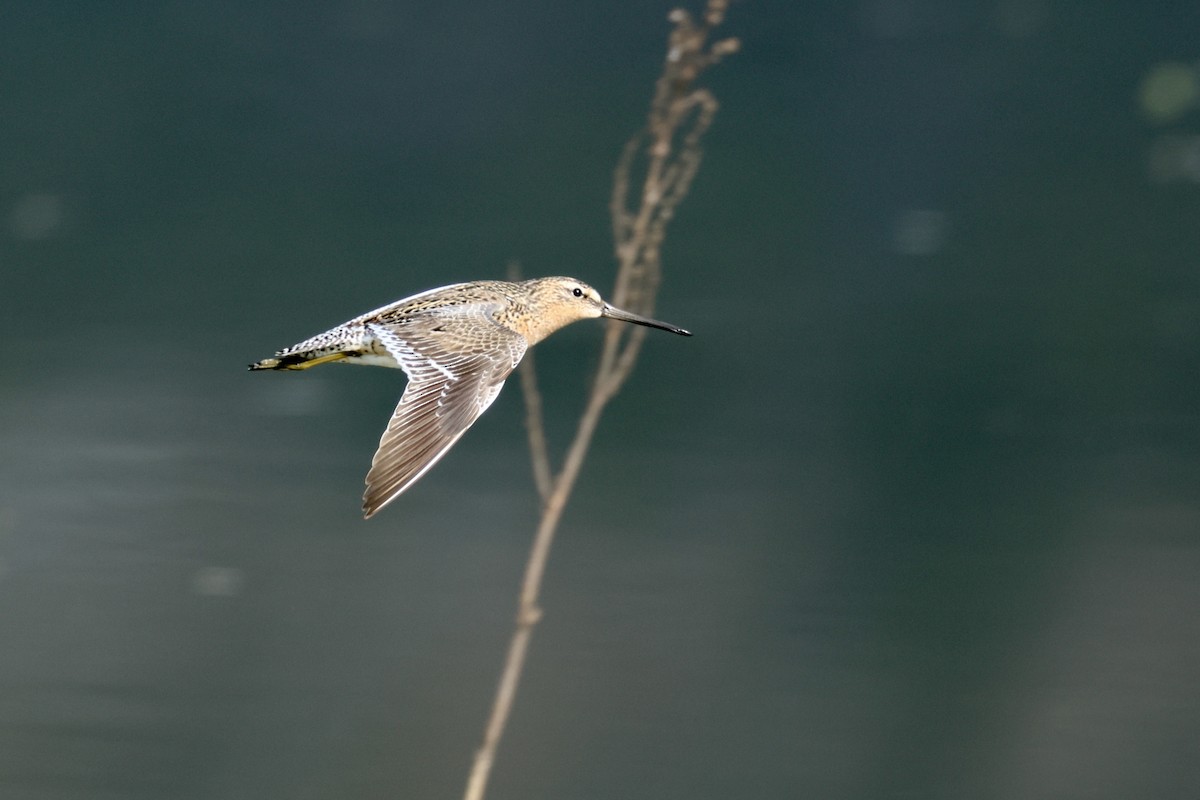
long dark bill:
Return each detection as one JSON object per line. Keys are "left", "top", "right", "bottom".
{"left": 602, "top": 304, "right": 692, "bottom": 336}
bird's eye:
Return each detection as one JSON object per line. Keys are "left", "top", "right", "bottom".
{"left": 572, "top": 287, "right": 583, "bottom": 298}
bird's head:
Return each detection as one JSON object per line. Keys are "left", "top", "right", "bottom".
{"left": 521, "top": 276, "right": 692, "bottom": 344}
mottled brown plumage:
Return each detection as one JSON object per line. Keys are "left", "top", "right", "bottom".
{"left": 250, "top": 276, "right": 691, "bottom": 517}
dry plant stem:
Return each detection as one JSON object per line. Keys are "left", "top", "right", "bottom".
{"left": 463, "top": 4, "right": 737, "bottom": 799}
{"left": 507, "top": 262, "right": 553, "bottom": 503}
{"left": 463, "top": 389, "right": 609, "bottom": 800}
{"left": 516, "top": 348, "right": 553, "bottom": 504}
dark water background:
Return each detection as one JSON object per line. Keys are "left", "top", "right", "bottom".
{"left": 2, "top": 2, "right": 1199, "bottom": 798}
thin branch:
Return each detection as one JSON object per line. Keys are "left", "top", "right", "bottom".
{"left": 516, "top": 352, "right": 553, "bottom": 505}
{"left": 463, "top": 5, "right": 737, "bottom": 798}
{"left": 462, "top": 619, "right": 535, "bottom": 800}
{"left": 507, "top": 260, "right": 553, "bottom": 503}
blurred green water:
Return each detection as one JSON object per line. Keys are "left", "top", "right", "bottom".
{"left": 2, "top": 2, "right": 1199, "bottom": 798}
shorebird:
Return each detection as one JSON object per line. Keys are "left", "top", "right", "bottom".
{"left": 250, "top": 276, "right": 692, "bottom": 517}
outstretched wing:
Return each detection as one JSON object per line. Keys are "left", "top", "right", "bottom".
{"left": 362, "top": 313, "right": 526, "bottom": 517}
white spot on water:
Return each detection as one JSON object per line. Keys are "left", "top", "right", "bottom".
{"left": 191, "top": 566, "right": 245, "bottom": 597}
{"left": 1139, "top": 62, "right": 1200, "bottom": 125}
{"left": 992, "top": 0, "right": 1049, "bottom": 39}
{"left": 1147, "top": 134, "right": 1200, "bottom": 184}
{"left": 892, "top": 208, "right": 948, "bottom": 256}
{"left": 9, "top": 193, "right": 64, "bottom": 240}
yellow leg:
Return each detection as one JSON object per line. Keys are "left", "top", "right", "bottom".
{"left": 284, "top": 352, "right": 349, "bottom": 370}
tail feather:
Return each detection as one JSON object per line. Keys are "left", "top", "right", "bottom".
{"left": 250, "top": 324, "right": 365, "bottom": 371}
{"left": 248, "top": 351, "right": 349, "bottom": 371}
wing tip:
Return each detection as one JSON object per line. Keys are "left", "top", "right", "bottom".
{"left": 361, "top": 491, "right": 388, "bottom": 519}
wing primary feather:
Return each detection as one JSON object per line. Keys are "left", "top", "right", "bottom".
{"left": 358, "top": 313, "right": 527, "bottom": 517}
